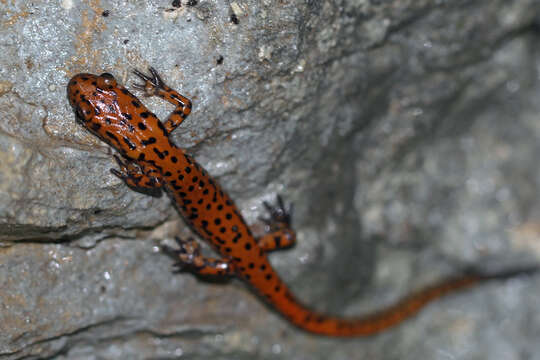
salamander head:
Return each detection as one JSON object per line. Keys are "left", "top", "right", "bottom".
{"left": 67, "top": 72, "right": 164, "bottom": 159}
{"left": 67, "top": 73, "right": 118, "bottom": 123}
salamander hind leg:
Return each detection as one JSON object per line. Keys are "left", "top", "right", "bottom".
{"left": 162, "top": 237, "right": 236, "bottom": 277}
{"left": 132, "top": 67, "right": 192, "bottom": 134}
{"left": 110, "top": 155, "right": 163, "bottom": 196}
{"left": 257, "top": 195, "right": 296, "bottom": 252}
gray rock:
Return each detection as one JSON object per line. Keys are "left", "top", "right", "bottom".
{"left": 1, "top": 0, "right": 540, "bottom": 359}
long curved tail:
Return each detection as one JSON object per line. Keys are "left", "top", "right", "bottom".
{"left": 260, "top": 266, "right": 539, "bottom": 337}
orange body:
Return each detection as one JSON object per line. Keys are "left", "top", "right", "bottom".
{"left": 67, "top": 69, "right": 536, "bottom": 336}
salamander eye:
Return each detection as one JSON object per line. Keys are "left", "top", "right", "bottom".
{"left": 100, "top": 72, "right": 117, "bottom": 86}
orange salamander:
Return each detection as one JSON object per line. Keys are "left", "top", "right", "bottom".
{"left": 67, "top": 68, "right": 538, "bottom": 337}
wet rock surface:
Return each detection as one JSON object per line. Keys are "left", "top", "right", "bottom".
{"left": 1, "top": 0, "right": 540, "bottom": 359}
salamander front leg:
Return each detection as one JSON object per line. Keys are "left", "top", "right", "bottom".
{"left": 162, "top": 237, "right": 235, "bottom": 277}
{"left": 110, "top": 155, "right": 163, "bottom": 196}
{"left": 132, "top": 67, "right": 192, "bottom": 135}
{"left": 257, "top": 195, "right": 296, "bottom": 252}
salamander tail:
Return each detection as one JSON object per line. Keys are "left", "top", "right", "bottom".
{"left": 270, "top": 265, "right": 539, "bottom": 337}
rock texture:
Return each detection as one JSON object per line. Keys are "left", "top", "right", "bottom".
{"left": 1, "top": 0, "right": 540, "bottom": 359}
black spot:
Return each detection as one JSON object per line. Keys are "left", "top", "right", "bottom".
{"left": 179, "top": 192, "right": 187, "bottom": 197}
{"left": 174, "top": 110, "right": 186, "bottom": 118}
{"left": 91, "top": 123, "right": 101, "bottom": 131}
{"left": 156, "top": 120, "right": 168, "bottom": 137}
{"left": 274, "top": 285, "right": 281, "bottom": 292}
{"left": 231, "top": 225, "right": 238, "bottom": 232}
{"left": 225, "top": 247, "right": 232, "bottom": 253}
{"left": 188, "top": 185, "right": 194, "bottom": 192}
{"left": 226, "top": 213, "right": 232, "bottom": 220}
{"left": 260, "top": 264, "right": 266, "bottom": 270}
{"left": 121, "top": 88, "right": 129, "bottom": 95}
{"left": 141, "top": 137, "right": 156, "bottom": 145}
{"left": 199, "top": 181, "right": 205, "bottom": 187}
{"left": 171, "top": 156, "right": 178, "bottom": 163}
{"left": 206, "top": 204, "right": 211, "bottom": 210}
{"left": 203, "top": 189, "right": 209, "bottom": 195}
{"left": 248, "top": 263, "right": 254, "bottom": 269}
{"left": 123, "top": 137, "right": 136, "bottom": 150}
{"left": 216, "top": 237, "right": 226, "bottom": 244}
{"left": 138, "top": 153, "right": 145, "bottom": 161}
{"left": 217, "top": 204, "right": 223, "bottom": 210}
{"left": 122, "top": 112, "right": 132, "bottom": 120}
{"left": 189, "top": 213, "right": 198, "bottom": 220}
{"left": 214, "top": 218, "right": 221, "bottom": 225}
{"left": 265, "top": 274, "right": 272, "bottom": 280}
{"left": 105, "top": 131, "right": 118, "bottom": 141}
{"left": 132, "top": 100, "right": 140, "bottom": 107}
{"left": 185, "top": 167, "right": 191, "bottom": 173}
{"left": 232, "top": 233, "right": 241, "bottom": 243}
{"left": 140, "top": 112, "right": 150, "bottom": 118}
{"left": 197, "top": 199, "right": 203, "bottom": 204}
{"left": 153, "top": 147, "right": 165, "bottom": 159}
{"left": 178, "top": 174, "right": 184, "bottom": 180}
{"left": 219, "top": 227, "right": 226, "bottom": 233}
{"left": 164, "top": 171, "right": 172, "bottom": 177}
{"left": 225, "top": 200, "right": 232, "bottom": 206}
{"left": 184, "top": 199, "right": 192, "bottom": 205}
{"left": 244, "top": 243, "right": 252, "bottom": 250}
{"left": 284, "top": 290, "right": 294, "bottom": 301}
{"left": 138, "top": 122, "right": 147, "bottom": 130}
{"left": 185, "top": 155, "right": 193, "bottom": 164}
{"left": 192, "top": 176, "right": 198, "bottom": 183}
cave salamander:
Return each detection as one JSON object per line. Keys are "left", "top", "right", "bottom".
{"left": 67, "top": 68, "right": 532, "bottom": 336}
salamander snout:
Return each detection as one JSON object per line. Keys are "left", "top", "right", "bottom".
{"left": 67, "top": 74, "right": 100, "bottom": 123}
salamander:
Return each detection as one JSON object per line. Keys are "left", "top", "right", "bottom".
{"left": 67, "top": 68, "right": 538, "bottom": 337}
